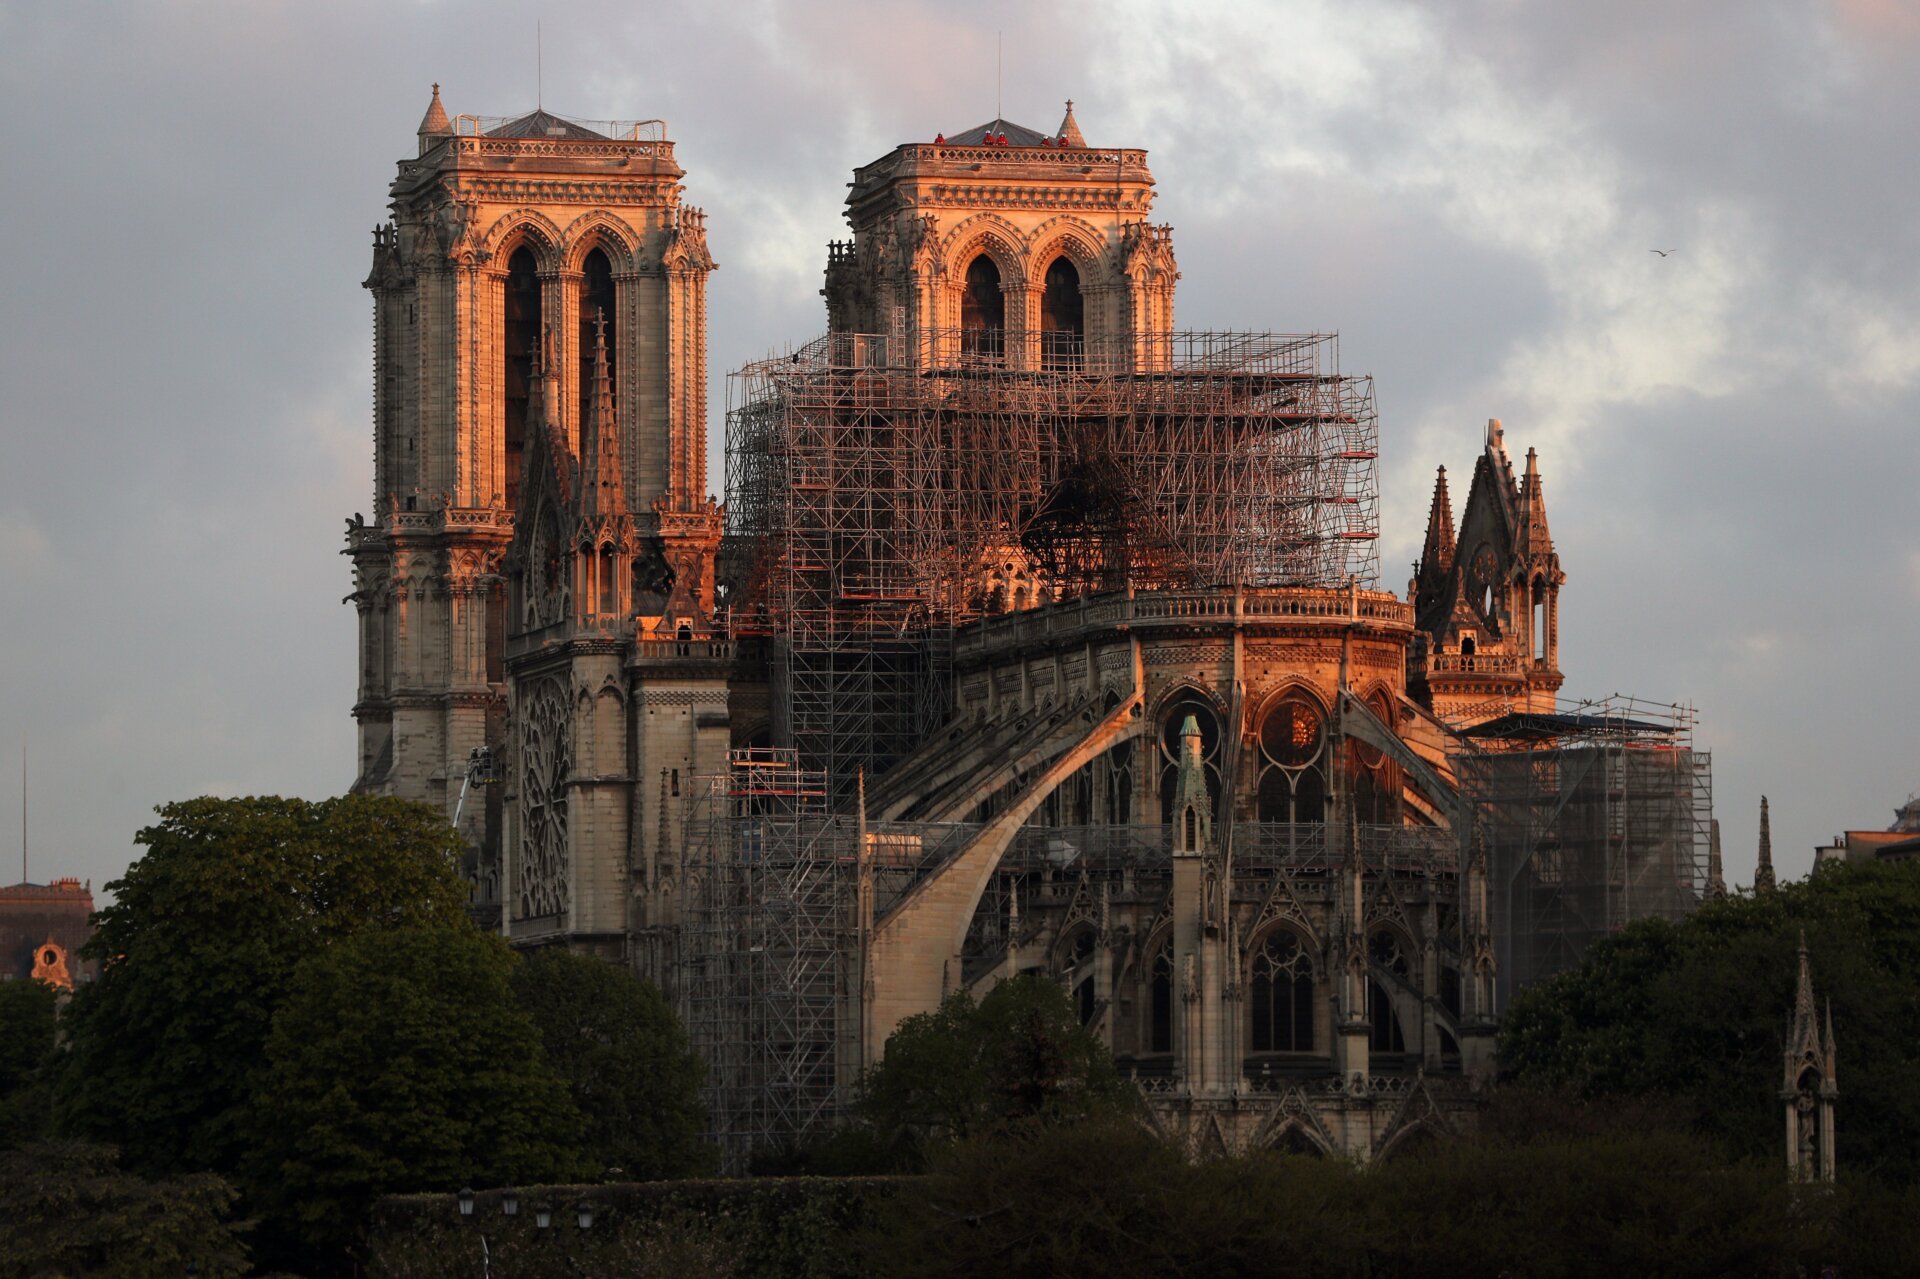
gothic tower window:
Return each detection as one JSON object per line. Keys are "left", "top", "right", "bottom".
{"left": 1250, "top": 930, "right": 1315, "bottom": 1053}
{"left": 1255, "top": 693, "right": 1328, "bottom": 824}
{"left": 503, "top": 246, "right": 542, "bottom": 509}
{"left": 578, "top": 247, "right": 616, "bottom": 426}
{"left": 1041, "top": 255, "right": 1083, "bottom": 367}
{"left": 961, "top": 254, "right": 1004, "bottom": 360}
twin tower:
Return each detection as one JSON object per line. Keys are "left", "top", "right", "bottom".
{"left": 345, "top": 91, "right": 1206, "bottom": 940}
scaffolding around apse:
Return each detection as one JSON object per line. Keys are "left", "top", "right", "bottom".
{"left": 1450, "top": 696, "right": 1714, "bottom": 1008}
{"left": 724, "top": 329, "right": 1381, "bottom": 796}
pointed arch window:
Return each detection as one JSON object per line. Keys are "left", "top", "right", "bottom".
{"left": 1041, "top": 255, "right": 1083, "bottom": 368}
{"left": 1149, "top": 941, "right": 1173, "bottom": 1053}
{"left": 961, "top": 254, "right": 1004, "bottom": 361}
{"left": 578, "top": 247, "right": 616, "bottom": 428}
{"left": 1250, "top": 930, "right": 1315, "bottom": 1052}
{"left": 503, "top": 246, "right": 542, "bottom": 509}
{"left": 1255, "top": 693, "right": 1329, "bottom": 826}
{"left": 1368, "top": 928, "right": 1410, "bottom": 1054}
{"left": 1368, "top": 979, "right": 1406, "bottom": 1053}
{"left": 1063, "top": 928, "right": 1098, "bottom": 1026}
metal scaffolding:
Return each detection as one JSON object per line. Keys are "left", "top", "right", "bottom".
{"left": 680, "top": 748, "right": 852, "bottom": 1172}
{"left": 1451, "top": 697, "right": 1714, "bottom": 1007}
{"left": 725, "top": 329, "right": 1380, "bottom": 797}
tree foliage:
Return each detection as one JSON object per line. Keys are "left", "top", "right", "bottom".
{"left": 855, "top": 1116, "right": 1908, "bottom": 1279}
{"left": 850, "top": 974, "right": 1134, "bottom": 1169}
{"left": 56, "top": 795, "right": 472, "bottom": 1177}
{"left": 508, "top": 947, "right": 714, "bottom": 1180}
{"left": 1500, "top": 859, "right": 1920, "bottom": 1182}
{"left": 0, "top": 979, "right": 59, "bottom": 1147}
{"left": 246, "top": 925, "right": 585, "bottom": 1263}
{"left": 0, "top": 1140, "right": 250, "bottom": 1278}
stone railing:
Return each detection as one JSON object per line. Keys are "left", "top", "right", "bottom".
{"left": 630, "top": 638, "right": 733, "bottom": 663}
{"left": 953, "top": 586, "right": 1412, "bottom": 659}
{"left": 1427, "top": 652, "right": 1524, "bottom": 675}
{"left": 899, "top": 144, "right": 1148, "bottom": 169}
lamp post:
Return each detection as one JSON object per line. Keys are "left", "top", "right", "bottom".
{"left": 457, "top": 1186, "right": 475, "bottom": 1218}
{"left": 576, "top": 1200, "right": 595, "bottom": 1230}
{"left": 501, "top": 1191, "right": 519, "bottom": 1218}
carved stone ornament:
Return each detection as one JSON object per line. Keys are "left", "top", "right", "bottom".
{"left": 518, "top": 678, "right": 572, "bottom": 919}
{"left": 661, "top": 205, "right": 717, "bottom": 273}
{"left": 30, "top": 940, "right": 72, "bottom": 990}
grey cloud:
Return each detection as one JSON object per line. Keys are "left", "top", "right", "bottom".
{"left": 0, "top": 0, "right": 1910, "bottom": 895}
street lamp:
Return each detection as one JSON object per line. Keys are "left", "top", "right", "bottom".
{"left": 457, "top": 1187, "right": 475, "bottom": 1218}
{"left": 501, "top": 1191, "right": 519, "bottom": 1217}
{"left": 576, "top": 1200, "right": 595, "bottom": 1230}
{"left": 534, "top": 1205, "right": 552, "bottom": 1230}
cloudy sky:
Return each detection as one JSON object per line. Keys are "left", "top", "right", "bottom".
{"left": 2, "top": 0, "right": 1914, "bottom": 895}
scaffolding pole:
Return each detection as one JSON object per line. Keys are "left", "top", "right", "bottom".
{"left": 681, "top": 748, "right": 851, "bottom": 1172}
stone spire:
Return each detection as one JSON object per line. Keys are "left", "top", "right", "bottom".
{"left": 1783, "top": 931, "right": 1838, "bottom": 1183}
{"left": 1419, "top": 465, "right": 1455, "bottom": 576}
{"left": 518, "top": 327, "right": 573, "bottom": 507}
{"left": 1171, "top": 715, "right": 1212, "bottom": 856}
{"left": 1707, "top": 818, "right": 1727, "bottom": 900}
{"left": 1755, "top": 795, "right": 1777, "bottom": 892}
{"left": 1516, "top": 448, "right": 1553, "bottom": 558}
{"left": 1057, "top": 99, "right": 1086, "bottom": 148}
{"left": 418, "top": 83, "right": 453, "bottom": 154}
{"left": 579, "top": 310, "right": 626, "bottom": 518}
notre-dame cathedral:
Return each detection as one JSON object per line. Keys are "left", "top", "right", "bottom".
{"left": 349, "top": 87, "right": 1713, "bottom": 1166}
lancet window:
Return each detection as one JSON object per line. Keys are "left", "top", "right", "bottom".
{"left": 503, "top": 246, "right": 541, "bottom": 510}
{"left": 1041, "top": 256, "right": 1083, "bottom": 368}
{"left": 1249, "top": 930, "right": 1315, "bottom": 1053}
{"left": 578, "top": 247, "right": 616, "bottom": 426}
{"left": 961, "top": 254, "right": 1004, "bottom": 360}
{"left": 1367, "top": 928, "right": 1410, "bottom": 1053}
{"left": 1148, "top": 939, "right": 1173, "bottom": 1053}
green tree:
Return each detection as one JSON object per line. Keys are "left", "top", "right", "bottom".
{"left": 246, "top": 925, "right": 585, "bottom": 1264}
{"left": 0, "top": 978, "right": 59, "bottom": 1147}
{"left": 854, "top": 974, "right": 1134, "bottom": 1168}
{"left": 56, "top": 795, "right": 472, "bottom": 1177}
{"left": 0, "top": 1140, "right": 250, "bottom": 1278}
{"left": 1500, "top": 859, "right": 1920, "bottom": 1182}
{"left": 860, "top": 1119, "right": 1856, "bottom": 1279}
{"left": 509, "top": 947, "right": 714, "bottom": 1180}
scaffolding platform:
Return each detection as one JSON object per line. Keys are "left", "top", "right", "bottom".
{"left": 1451, "top": 696, "right": 1713, "bottom": 1006}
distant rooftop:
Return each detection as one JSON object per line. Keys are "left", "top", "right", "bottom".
{"left": 942, "top": 118, "right": 1053, "bottom": 147}
{"left": 448, "top": 110, "right": 667, "bottom": 143}
{"left": 937, "top": 101, "right": 1088, "bottom": 149}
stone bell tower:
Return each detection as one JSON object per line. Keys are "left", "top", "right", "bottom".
{"left": 822, "top": 101, "right": 1179, "bottom": 371}
{"left": 347, "top": 86, "right": 725, "bottom": 945}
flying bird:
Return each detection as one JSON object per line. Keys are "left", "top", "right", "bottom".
{"left": 1650, "top": 248, "right": 1676, "bottom": 257}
